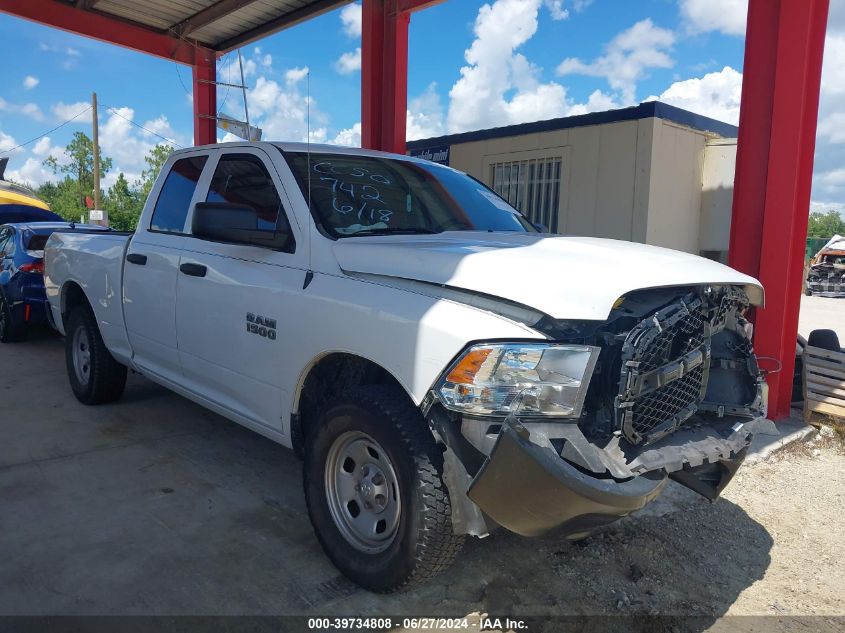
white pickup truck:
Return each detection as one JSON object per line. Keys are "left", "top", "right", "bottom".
{"left": 45, "top": 142, "right": 774, "bottom": 592}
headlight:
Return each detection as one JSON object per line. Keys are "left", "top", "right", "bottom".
{"left": 435, "top": 343, "right": 599, "bottom": 417}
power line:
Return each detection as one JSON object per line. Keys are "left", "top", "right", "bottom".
{"left": 0, "top": 105, "right": 92, "bottom": 155}
{"left": 100, "top": 104, "right": 183, "bottom": 148}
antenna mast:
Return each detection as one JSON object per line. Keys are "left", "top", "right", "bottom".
{"left": 236, "top": 49, "right": 252, "bottom": 139}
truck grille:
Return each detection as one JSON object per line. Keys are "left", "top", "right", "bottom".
{"left": 616, "top": 296, "right": 709, "bottom": 445}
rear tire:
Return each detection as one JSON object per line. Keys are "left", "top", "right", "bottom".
{"left": 65, "top": 306, "right": 127, "bottom": 404}
{"left": 0, "top": 292, "right": 25, "bottom": 343}
{"left": 303, "top": 385, "right": 464, "bottom": 592}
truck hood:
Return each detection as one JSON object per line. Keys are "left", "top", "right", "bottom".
{"left": 333, "top": 232, "right": 764, "bottom": 321}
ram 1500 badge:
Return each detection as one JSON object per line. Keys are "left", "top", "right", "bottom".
{"left": 44, "top": 142, "right": 775, "bottom": 592}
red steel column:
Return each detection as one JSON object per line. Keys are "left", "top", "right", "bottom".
{"left": 729, "top": 0, "right": 829, "bottom": 419}
{"left": 362, "top": 0, "right": 410, "bottom": 153}
{"left": 192, "top": 48, "right": 217, "bottom": 146}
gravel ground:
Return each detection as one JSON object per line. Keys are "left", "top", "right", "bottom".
{"left": 383, "top": 426, "right": 845, "bottom": 624}
{"left": 798, "top": 295, "right": 843, "bottom": 340}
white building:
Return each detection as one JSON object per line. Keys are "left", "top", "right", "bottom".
{"left": 408, "top": 101, "right": 738, "bottom": 262}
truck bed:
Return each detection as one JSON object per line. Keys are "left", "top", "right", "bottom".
{"left": 44, "top": 230, "right": 133, "bottom": 363}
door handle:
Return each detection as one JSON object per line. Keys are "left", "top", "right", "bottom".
{"left": 180, "top": 262, "right": 207, "bottom": 278}
{"left": 126, "top": 253, "right": 147, "bottom": 265}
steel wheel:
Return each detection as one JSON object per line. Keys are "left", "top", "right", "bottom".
{"left": 324, "top": 430, "right": 401, "bottom": 554}
{"left": 71, "top": 325, "right": 92, "bottom": 386}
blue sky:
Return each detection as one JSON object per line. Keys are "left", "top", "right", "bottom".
{"left": 0, "top": 0, "right": 843, "bottom": 212}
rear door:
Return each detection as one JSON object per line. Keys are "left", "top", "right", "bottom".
{"left": 174, "top": 147, "right": 306, "bottom": 436}
{"left": 123, "top": 153, "right": 208, "bottom": 382}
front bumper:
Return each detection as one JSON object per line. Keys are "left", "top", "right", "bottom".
{"left": 467, "top": 422, "right": 666, "bottom": 537}
{"left": 464, "top": 416, "right": 770, "bottom": 538}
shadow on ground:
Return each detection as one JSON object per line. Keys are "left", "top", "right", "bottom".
{"left": 0, "top": 336, "right": 772, "bottom": 623}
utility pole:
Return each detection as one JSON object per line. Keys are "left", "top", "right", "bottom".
{"left": 91, "top": 91, "right": 105, "bottom": 226}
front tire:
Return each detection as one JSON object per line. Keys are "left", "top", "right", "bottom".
{"left": 65, "top": 306, "right": 127, "bottom": 404}
{"left": 303, "top": 385, "right": 464, "bottom": 592}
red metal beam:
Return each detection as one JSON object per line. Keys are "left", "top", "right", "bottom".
{"left": 361, "top": 0, "right": 410, "bottom": 154}
{"left": 398, "top": 0, "right": 445, "bottom": 11}
{"left": 193, "top": 51, "right": 218, "bottom": 146}
{"left": 0, "top": 0, "right": 201, "bottom": 64}
{"left": 729, "top": 0, "right": 829, "bottom": 420}
{"left": 173, "top": 0, "right": 261, "bottom": 38}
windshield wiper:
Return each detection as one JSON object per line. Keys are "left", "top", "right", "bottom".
{"left": 346, "top": 227, "right": 440, "bottom": 237}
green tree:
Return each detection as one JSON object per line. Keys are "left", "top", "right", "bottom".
{"left": 37, "top": 177, "right": 89, "bottom": 221}
{"left": 43, "top": 131, "right": 113, "bottom": 217}
{"left": 807, "top": 210, "right": 845, "bottom": 238}
{"left": 138, "top": 144, "right": 174, "bottom": 199}
{"left": 103, "top": 172, "right": 143, "bottom": 230}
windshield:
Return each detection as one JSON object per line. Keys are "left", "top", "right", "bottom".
{"left": 283, "top": 151, "right": 535, "bottom": 238}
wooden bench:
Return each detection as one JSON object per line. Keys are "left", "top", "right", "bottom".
{"left": 803, "top": 344, "right": 845, "bottom": 420}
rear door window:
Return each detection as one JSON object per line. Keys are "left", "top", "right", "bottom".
{"left": 25, "top": 233, "right": 51, "bottom": 251}
{"left": 150, "top": 156, "right": 207, "bottom": 233}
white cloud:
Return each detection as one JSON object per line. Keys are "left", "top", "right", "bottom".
{"left": 51, "top": 101, "right": 90, "bottom": 122}
{"left": 5, "top": 158, "right": 53, "bottom": 187}
{"left": 340, "top": 2, "right": 362, "bottom": 38}
{"left": 448, "top": 0, "right": 567, "bottom": 132}
{"left": 23, "top": 76, "right": 39, "bottom": 90}
{"left": 332, "top": 122, "right": 362, "bottom": 147}
{"left": 812, "top": 27, "right": 845, "bottom": 204}
{"left": 820, "top": 34, "right": 845, "bottom": 97}
{"left": 219, "top": 54, "right": 257, "bottom": 83}
{"left": 645, "top": 65, "right": 742, "bottom": 124}
{"left": 557, "top": 18, "right": 675, "bottom": 104}
{"left": 39, "top": 42, "right": 82, "bottom": 69}
{"left": 407, "top": 83, "right": 446, "bottom": 140}
{"left": 335, "top": 48, "right": 362, "bottom": 75}
{"left": 336, "top": 4, "right": 363, "bottom": 76}
{"left": 285, "top": 66, "right": 310, "bottom": 84}
{"left": 817, "top": 111, "right": 845, "bottom": 145}
{"left": 0, "top": 130, "right": 19, "bottom": 153}
{"left": 31, "top": 136, "right": 63, "bottom": 159}
{"left": 247, "top": 72, "right": 329, "bottom": 142}
{"left": 544, "top": 0, "right": 569, "bottom": 20}
{"left": 0, "top": 98, "right": 44, "bottom": 121}
{"left": 680, "top": 0, "right": 747, "bottom": 36}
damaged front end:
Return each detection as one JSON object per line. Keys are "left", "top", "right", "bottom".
{"left": 806, "top": 258, "right": 845, "bottom": 297}
{"left": 424, "top": 285, "right": 776, "bottom": 539}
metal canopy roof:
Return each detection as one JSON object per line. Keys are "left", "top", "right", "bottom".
{"left": 65, "top": 0, "right": 350, "bottom": 52}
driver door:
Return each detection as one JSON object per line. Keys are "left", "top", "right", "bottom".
{"left": 174, "top": 148, "right": 306, "bottom": 437}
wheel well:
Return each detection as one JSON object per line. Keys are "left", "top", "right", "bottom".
{"left": 61, "top": 282, "right": 91, "bottom": 327}
{"left": 293, "top": 353, "right": 412, "bottom": 457}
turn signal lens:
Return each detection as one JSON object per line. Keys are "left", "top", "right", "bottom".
{"left": 445, "top": 348, "right": 492, "bottom": 384}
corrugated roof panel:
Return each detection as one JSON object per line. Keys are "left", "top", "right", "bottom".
{"left": 77, "top": 0, "right": 350, "bottom": 50}
{"left": 95, "top": 0, "right": 211, "bottom": 31}
{"left": 190, "top": 0, "right": 304, "bottom": 43}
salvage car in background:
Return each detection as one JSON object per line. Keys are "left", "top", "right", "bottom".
{"left": 0, "top": 222, "right": 107, "bottom": 342}
{"left": 806, "top": 235, "right": 845, "bottom": 297}
{"left": 44, "top": 142, "right": 774, "bottom": 592}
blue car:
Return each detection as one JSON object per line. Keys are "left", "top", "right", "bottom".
{"left": 0, "top": 222, "right": 107, "bottom": 342}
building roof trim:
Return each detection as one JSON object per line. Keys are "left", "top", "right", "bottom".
{"left": 406, "top": 101, "right": 739, "bottom": 150}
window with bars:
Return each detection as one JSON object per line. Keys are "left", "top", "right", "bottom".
{"left": 490, "top": 157, "right": 562, "bottom": 232}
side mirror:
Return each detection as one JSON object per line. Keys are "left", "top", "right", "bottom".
{"left": 192, "top": 202, "right": 291, "bottom": 251}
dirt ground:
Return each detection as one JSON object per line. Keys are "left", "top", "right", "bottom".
{"left": 2, "top": 333, "right": 843, "bottom": 631}
{"left": 385, "top": 426, "right": 845, "bottom": 624}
